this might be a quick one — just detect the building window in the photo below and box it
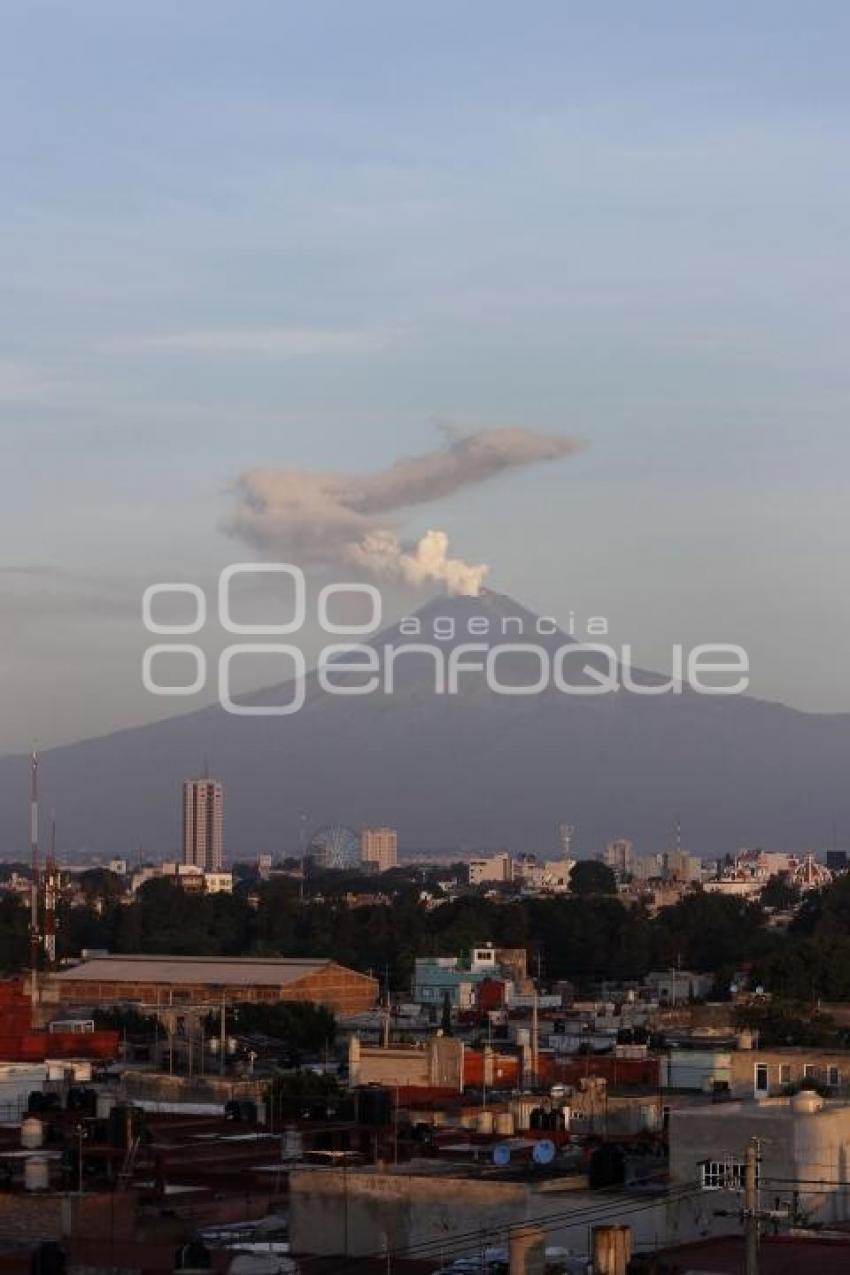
[701,1159,757,1191]
[754,1063,769,1094]
[803,1064,817,1080]
[828,1065,840,1087]
[779,1064,792,1086]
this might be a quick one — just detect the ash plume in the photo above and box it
[225,425,582,595]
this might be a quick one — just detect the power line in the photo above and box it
[294,1180,706,1270]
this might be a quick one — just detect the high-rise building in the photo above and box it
[603,838,634,879]
[360,826,398,873]
[182,778,224,872]
[557,822,575,857]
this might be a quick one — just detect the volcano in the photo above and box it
[0,589,848,858]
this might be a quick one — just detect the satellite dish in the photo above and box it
[492,1143,511,1166]
[533,1139,556,1165]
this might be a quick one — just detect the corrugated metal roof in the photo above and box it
[52,955,340,987]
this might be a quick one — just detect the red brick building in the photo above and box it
[44,954,378,1016]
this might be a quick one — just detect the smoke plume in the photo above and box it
[225,425,582,595]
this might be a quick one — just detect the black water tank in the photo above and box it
[357,1085,392,1126]
[174,1240,211,1270]
[108,1104,144,1149]
[589,1142,626,1189]
[67,1087,97,1116]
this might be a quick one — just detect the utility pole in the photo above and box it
[43,813,58,969]
[220,989,227,1077]
[745,1137,759,1275]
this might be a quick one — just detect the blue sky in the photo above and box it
[1,1,849,747]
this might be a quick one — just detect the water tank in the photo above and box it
[282,1127,304,1159]
[108,1103,144,1149]
[476,1110,494,1134]
[494,1112,515,1136]
[589,1143,625,1189]
[175,1239,212,1270]
[67,1088,97,1117]
[357,1086,392,1126]
[96,1094,115,1120]
[513,1096,538,1130]
[24,1156,50,1192]
[791,1090,824,1114]
[21,1118,44,1150]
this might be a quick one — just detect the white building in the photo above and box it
[514,857,575,893]
[670,1093,850,1226]
[130,862,232,895]
[468,852,513,886]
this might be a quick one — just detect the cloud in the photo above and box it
[225,424,583,595]
[111,326,391,358]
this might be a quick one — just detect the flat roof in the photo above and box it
[671,1097,850,1122]
[51,955,349,988]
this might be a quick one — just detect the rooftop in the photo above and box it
[52,955,341,987]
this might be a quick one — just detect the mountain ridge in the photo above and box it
[0,589,847,859]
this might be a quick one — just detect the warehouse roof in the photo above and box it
[52,955,365,988]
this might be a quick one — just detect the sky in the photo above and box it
[1,0,849,751]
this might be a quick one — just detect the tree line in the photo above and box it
[0,866,847,1003]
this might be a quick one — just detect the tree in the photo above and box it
[760,873,800,911]
[650,890,768,973]
[227,1001,336,1054]
[569,860,617,896]
[0,896,29,970]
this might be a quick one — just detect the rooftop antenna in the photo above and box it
[43,812,58,970]
[29,752,40,1009]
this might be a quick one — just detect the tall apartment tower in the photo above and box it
[182,778,224,872]
[360,826,398,873]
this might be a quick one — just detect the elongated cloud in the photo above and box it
[225,426,582,595]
